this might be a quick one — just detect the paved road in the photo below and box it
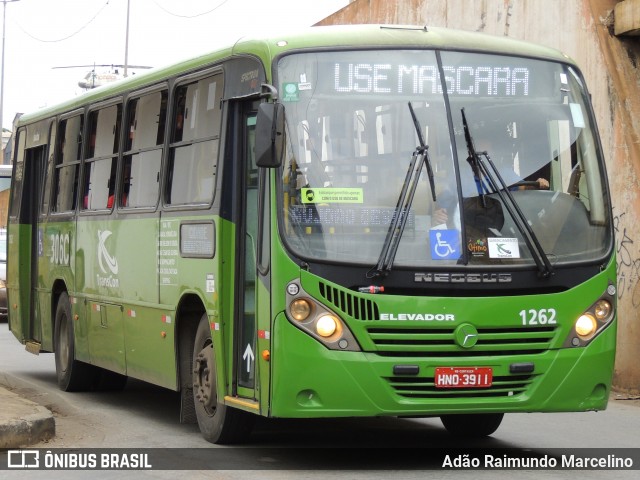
[1,322,638,479]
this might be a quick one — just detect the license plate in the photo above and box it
[434,367,493,388]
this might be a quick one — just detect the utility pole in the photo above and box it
[124,0,130,78]
[0,0,19,133]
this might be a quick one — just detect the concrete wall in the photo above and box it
[615,0,640,34]
[318,0,640,394]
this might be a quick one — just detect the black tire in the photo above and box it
[53,292,96,391]
[192,314,255,444]
[440,413,504,438]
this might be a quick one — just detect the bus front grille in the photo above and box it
[366,326,557,356]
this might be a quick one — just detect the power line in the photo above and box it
[14,0,232,43]
[14,0,110,43]
[150,0,230,19]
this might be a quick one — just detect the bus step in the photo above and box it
[25,341,41,355]
[224,396,260,412]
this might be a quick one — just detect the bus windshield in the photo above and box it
[277,49,611,269]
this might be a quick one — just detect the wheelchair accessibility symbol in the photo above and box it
[429,229,460,260]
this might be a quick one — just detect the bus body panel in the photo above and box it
[30,214,225,390]
[7,223,31,342]
[36,219,80,356]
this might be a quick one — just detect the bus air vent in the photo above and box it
[318,282,380,321]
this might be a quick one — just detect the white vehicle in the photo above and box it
[0,163,11,320]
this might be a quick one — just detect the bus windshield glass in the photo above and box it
[277,49,611,268]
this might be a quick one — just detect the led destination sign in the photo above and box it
[280,51,563,100]
[333,63,530,97]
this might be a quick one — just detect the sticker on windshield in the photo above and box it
[467,237,488,258]
[298,73,312,91]
[488,237,520,259]
[569,103,585,128]
[282,82,300,102]
[300,188,363,204]
[430,229,460,260]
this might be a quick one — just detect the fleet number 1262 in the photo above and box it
[519,308,557,326]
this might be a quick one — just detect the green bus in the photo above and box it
[8,25,616,443]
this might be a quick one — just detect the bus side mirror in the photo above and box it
[255,103,285,168]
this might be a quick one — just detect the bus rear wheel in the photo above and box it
[192,315,254,444]
[53,292,96,391]
[440,413,504,438]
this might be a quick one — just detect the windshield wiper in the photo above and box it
[461,108,554,278]
[461,109,490,207]
[368,102,436,278]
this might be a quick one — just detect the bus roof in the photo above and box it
[17,24,572,127]
[244,24,570,61]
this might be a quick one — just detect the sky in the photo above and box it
[0,0,350,130]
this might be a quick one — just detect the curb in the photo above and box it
[0,387,55,448]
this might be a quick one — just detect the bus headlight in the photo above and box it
[565,283,616,347]
[316,314,339,338]
[285,280,360,351]
[575,314,597,338]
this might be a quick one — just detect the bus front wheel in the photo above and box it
[440,413,504,438]
[53,292,95,391]
[192,315,254,444]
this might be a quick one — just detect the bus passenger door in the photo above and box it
[9,133,48,345]
[232,104,269,408]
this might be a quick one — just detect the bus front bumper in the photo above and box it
[269,314,615,418]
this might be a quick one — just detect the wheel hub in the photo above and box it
[193,344,216,415]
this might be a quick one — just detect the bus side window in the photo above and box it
[40,122,57,215]
[82,104,122,211]
[52,115,83,213]
[122,89,167,208]
[8,131,25,219]
[166,73,223,206]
